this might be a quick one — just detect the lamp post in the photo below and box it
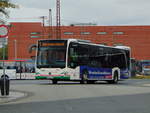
[14,40,17,59]
[0,24,9,96]
[49,9,53,39]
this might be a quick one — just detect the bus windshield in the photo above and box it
[37,40,67,68]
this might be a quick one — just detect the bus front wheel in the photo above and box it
[87,80,95,84]
[52,80,57,84]
[80,71,88,84]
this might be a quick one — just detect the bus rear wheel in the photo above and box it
[107,72,118,84]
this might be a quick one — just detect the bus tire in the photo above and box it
[107,71,118,84]
[80,71,88,84]
[52,80,57,84]
[87,80,95,84]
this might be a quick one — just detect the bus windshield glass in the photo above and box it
[37,40,67,68]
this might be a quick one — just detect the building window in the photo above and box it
[80,32,91,35]
[113,32,124,35]
[30,32,41,38]
[30,36,41,38]
[30,32,41,35]
[96,32,107,35]
[64,32,74,35]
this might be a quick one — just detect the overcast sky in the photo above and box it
[8,0,150,25]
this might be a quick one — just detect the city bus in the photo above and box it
[0,60,35,79]
[35,39,131,84]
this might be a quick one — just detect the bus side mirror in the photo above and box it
[29,44,37,53]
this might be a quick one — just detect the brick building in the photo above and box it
[8,22,150,61]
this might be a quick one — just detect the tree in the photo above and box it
[0,0,18,17]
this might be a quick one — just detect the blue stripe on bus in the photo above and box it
[80,66,130,80]
[80,66,112,79]
[120,70,130,79]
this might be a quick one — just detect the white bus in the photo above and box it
[0,60,36,79]
[35,39,131,84]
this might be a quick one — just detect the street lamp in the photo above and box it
[14,40,17,59]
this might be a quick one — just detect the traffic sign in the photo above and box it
[0,25,9,38]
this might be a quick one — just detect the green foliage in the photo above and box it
[0,0,18,8]
[0,0,18,17]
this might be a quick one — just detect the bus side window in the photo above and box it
[70,48,78,62]
[78,44,89,66]
[68,47,78,68]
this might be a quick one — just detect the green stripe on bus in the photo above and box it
[53,76,70,80]
[35,76,48,79]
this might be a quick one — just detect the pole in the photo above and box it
[49,9,53,38]
[40,16,46,38]
[14,40,17,59]
[56,0,61,39]
[41,16,45,27]
[2,39,6,95]
[19,61,22,79]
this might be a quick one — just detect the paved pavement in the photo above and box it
[0,90,27,104]
[2,79,150,104]
[1,93,150,113]
[0,79,150,113]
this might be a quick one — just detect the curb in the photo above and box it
[0,90,32,104]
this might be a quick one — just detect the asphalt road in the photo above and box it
[0,79,150,113]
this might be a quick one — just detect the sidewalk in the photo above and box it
[0,90,27,104]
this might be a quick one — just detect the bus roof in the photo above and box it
[38,38,130,50]
[38,38,91,43]
[114,46,131,50]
